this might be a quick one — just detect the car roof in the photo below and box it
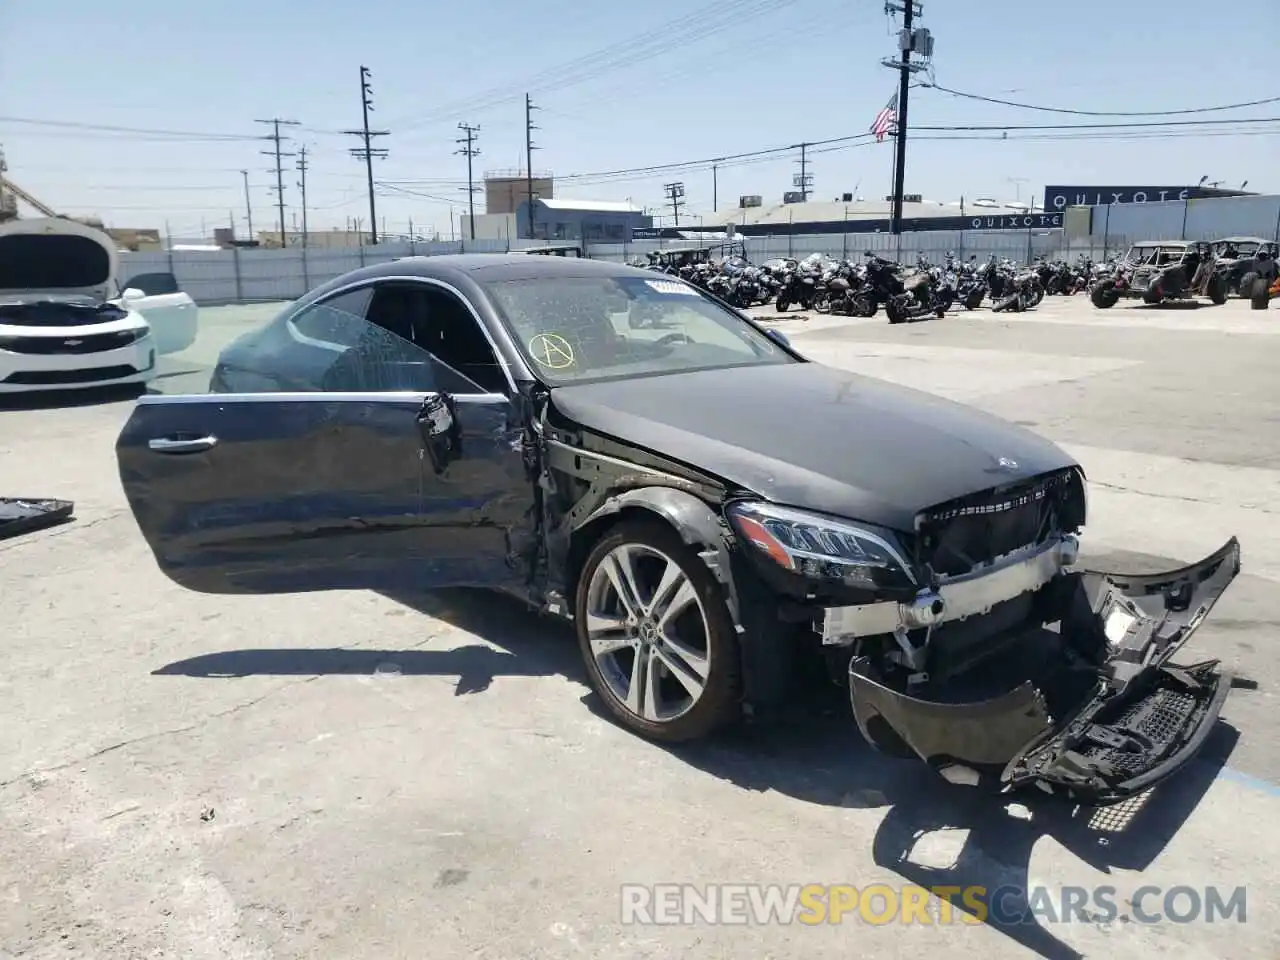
[357,253,652,284]
[1132,240,1189,247]
[1213,236,1267,243]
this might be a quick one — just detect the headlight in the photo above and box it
[726,501,916,591]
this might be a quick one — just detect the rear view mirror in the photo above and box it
[121,287,145,301]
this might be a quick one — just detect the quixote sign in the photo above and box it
[1042,184,1246,211]
[963,212,1063,230]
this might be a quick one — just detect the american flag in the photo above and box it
[869,92,898,142]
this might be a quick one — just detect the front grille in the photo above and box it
[1,330,143,355]
[915,469,1082,577]
[4,365,138,385]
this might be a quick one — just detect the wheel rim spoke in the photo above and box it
[587,612,632,658]
[602,548,643,618]
[654,577,698,634]
[626,645,663,721]
[653,643,707,700]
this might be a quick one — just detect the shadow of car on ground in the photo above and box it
[154,585,1238,960]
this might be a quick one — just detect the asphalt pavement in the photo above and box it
[1,294,1277,959]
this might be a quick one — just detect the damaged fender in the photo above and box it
[849,537,1242,804]
[574,486,738,618]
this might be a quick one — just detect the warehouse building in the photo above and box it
[516,197,653,242]
[659,194,1053,237]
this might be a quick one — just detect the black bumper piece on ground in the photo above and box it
[847,538,1241,805]
[0,498,74,541]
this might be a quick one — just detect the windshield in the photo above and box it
[482,274,795,385]
[1215,241,1260,257]
[1123,245,1161,264]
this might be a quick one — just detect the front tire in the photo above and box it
[1206,275,1227,305]
[1091,282,1119,308]
[574,520,741,742]
[1250,277,1271,310]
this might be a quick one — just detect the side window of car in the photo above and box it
[204,281,506,397]
[365,282,508,394]
[287,287,374,346]
[124,271,180,295]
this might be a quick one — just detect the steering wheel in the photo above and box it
[655,332,694,347]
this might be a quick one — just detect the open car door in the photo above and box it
[119,271,198,355]
[116,299,534,596]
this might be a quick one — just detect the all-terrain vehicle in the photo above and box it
[1210,237,1279,298]
[1090,240,1228,309]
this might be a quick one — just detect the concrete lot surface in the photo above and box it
[1,294,1278,959]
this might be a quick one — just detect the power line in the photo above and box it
[382,115,1280,193]
[341,66,390,244]
[456,122,480,241]
[389,0,797,133]
[920,83,1280,117]
[256,118,299,248]
[914,116,1280,132]
[0,115,260,140]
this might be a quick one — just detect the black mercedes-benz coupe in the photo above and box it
[116,254,1241,805]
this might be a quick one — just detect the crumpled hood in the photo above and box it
[550,361,1079,531]
[0,217,120,301]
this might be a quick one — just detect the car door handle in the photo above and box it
[148,435,218,454]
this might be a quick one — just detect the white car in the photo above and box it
[0,217,198,394]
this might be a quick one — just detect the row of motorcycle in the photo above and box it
[643,251,1107,323]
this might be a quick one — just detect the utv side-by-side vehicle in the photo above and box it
[1091,240,1229,309]
[1211,237,1279,298]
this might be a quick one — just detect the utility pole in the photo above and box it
[456,123,481,241]
[256,118,299,247]
[240,169,254,240]
[712,163,718,213]
[296,146,309,248]
[793,143,813,201]
[342,66,390,244]
[881,1,933,234]
[663,181,685,228]
[524,94,540,239]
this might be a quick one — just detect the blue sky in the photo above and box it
[2,0,1277,239]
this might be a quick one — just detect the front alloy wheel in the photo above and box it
[575,520,740,741]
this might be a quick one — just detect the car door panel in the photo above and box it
[120,273,198,355]
[421,393,538,585]
[117,275,539,597]
[117,393,436,593]
[134,294,198,354]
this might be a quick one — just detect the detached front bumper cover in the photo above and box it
[848,538,1241,805]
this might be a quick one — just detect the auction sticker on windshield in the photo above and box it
[644,279,700,296]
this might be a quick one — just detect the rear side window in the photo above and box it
[124,272,180,295]
[288,288,374,345]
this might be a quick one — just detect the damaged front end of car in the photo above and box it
[730,468,1242,805]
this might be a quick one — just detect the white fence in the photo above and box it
[119,230,1154,306]
[118,238,521,306]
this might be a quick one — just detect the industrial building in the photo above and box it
[459,170,654,243]
[687,194,1051,237]
[1068,192,1280,243]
